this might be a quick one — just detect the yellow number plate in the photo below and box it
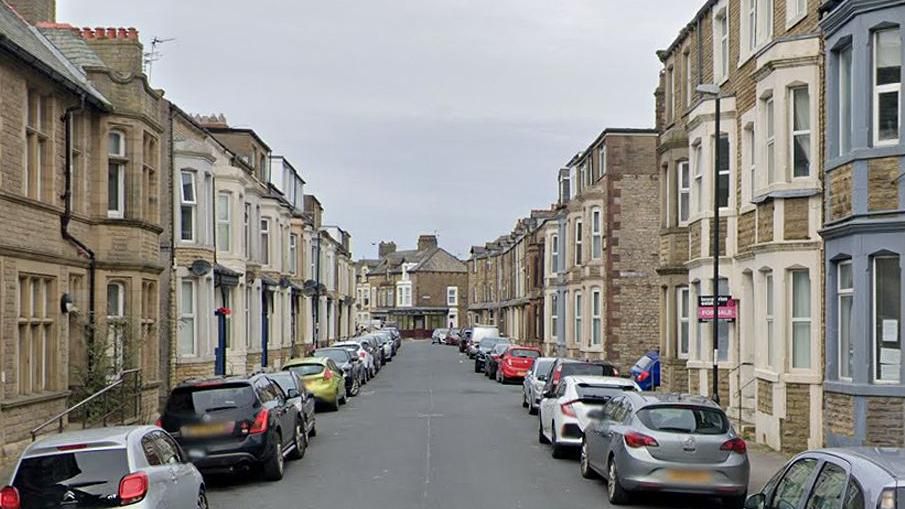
[666,470,712,483]
[182,422,233,438]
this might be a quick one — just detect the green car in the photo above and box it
[284,357,347,411]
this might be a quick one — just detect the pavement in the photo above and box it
[206,340,791,509]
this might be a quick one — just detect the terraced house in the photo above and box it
[656,0,824,452]
[820,0,905,448]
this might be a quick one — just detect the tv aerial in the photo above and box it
[143,36,175,79]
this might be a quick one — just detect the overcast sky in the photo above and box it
[58,0,700,259]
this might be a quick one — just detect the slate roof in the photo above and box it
[37,26,104,69]
[371,247,465,274]
[0,8,108,107]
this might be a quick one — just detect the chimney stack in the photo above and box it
[378,242,396,258]
[6,0,55,26]
[418,235,438,252]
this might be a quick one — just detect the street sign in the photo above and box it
[698,295,731,307]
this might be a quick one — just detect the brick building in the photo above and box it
[655,0,824,452]
[366,236,467,337]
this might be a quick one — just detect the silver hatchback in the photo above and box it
[3,425,207,508]
[582,393,749,507]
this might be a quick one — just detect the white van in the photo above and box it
[466,325,501,357]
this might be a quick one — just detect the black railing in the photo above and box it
[31,368,142,441]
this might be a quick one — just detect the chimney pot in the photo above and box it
[378,242,397,258]
[417,235,438,252]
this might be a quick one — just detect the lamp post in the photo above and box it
[697,83,722,406]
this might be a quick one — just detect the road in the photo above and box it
[207,340,760,509]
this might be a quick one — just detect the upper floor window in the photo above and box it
[874,28,901,146]
[25,91,50,202]
[714,6,729,82]
[684,51,694,107]
[668,66,676,122]
[744,0,773,54]
[743,124,755,201]
[692,142,703,213]
[551,234,559,273]
[179,171,196,242]
[838,261,853,380]
[260,218,271,265]
[791,269,812,369]
[599,147,607,177]
[591,207,603,258]
[678,161,690,224]
[716,134,730,208]
[447,287,458,306]
[108,131,126,218]
[838,46,853,155]
[289,234,298,275]
[786,0,807,25]
[216,192,231,251]
[791,87,811,178]
[765,96,776,183]
[574,220,583,265]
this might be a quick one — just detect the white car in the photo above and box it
[334,340,375,380]
[538,375,641,458]
[523,357,556,415]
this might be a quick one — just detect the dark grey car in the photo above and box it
[268,371,317,440]
[745,447,905,509]
[473,337,510,373]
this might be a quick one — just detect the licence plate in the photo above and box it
[517,370,527,376]
[182,422,233,438]
[666,470,712,483]
[188,448,207,460]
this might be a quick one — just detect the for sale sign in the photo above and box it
[697,297,737,322]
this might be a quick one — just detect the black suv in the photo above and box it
[159,373,305,481]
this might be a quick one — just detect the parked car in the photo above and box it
[374,331,395,360]
[382,327,401,352]
[268,370,317,439]
[484,343,511,378]
[473,336,510,373]
[745,447,905,509]
[445,328,461,346]
[432,328,449,344]
[362,335,386,368]
[523,357,556,415]
[284,357,348,411]
[468,325,500,359]
[314,347,364,396]
[332,341,374,384]
[496,346,542,383]
[541,358,621,398]
[630,351,660,391]
[581,393,749,507]
[158,373,306,481]
[538,375,640,458]
[3,426,207,508]
[459,327,473,353]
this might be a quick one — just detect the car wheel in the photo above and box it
[522,393,529,408]
[288,419,306,460]
[262,431,285,481]
[538,418,549,444]
[339,387,348,405]
[580,439,597,479]
[606,456,630,505]
[309,420,317,437]
[722,494,747,509]
[349,377,361,397]
[474,362,481,373]
[550,426,567,459]
[196,490,209,509]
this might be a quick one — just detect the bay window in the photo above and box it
[717,134,730,208]
[678,161,690,224]
[765,96,775,183]
[108,131,126,218]
[874,28,901,146]
[765,271,775,368]
[693,143,703,213]
[838,45,853,155]
[260,218,270,266]
[677,287,689,358]
[179,171,196,242]
[574,220,583,265]
[289,234,298,275]
[837,261,853,380]
[591,289,601,345]
[216,192,231,251]
[874,256,901,382]
[791,270,811,369]
[574,292,582,344]
[179,279,196,356]
[591,207,602,258]
[551,234,559,273]
[551,294,558,339]
[791,87,811,177]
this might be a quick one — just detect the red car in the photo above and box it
[496,346,542,383]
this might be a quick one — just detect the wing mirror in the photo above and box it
[287,388,300,399]
[744,494,765,509]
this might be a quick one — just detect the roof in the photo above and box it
[0,11,108,108]
[818,448,905,479]
[372,246,465,274]
[205,125,272,152]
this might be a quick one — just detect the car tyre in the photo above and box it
[722,494,747,509]
[579,439,597,479]
[339,387,348,405]
[349,377,361,397]
[288,419,306,460]
[550,426,567,459]
[474,362,481,373]
[262,431,285,482]
[606,457,630,505]
[538,418,549,444]
[309,421,317,437]
[196,490,209,509]
[522,393,529,408]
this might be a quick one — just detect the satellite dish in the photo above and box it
[190,260,212,277]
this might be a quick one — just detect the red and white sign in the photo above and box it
[698,299,737,321]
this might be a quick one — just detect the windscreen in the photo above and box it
[534,359,555,380]
[166,383,256,415]
[510,349,540,359]
[479,338,499,349]
[288,364,325,377]
[14,449,130,508]
[561,363,613,377]
[637,406,729,435]
[268,373,296,394]
[634,355,655,371]
[315,349,350,364]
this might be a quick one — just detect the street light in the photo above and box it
[697,83,722,406]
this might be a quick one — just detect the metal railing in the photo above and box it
[31,368,142,441]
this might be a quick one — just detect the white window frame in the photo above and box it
[447,286,458,306]
[260,218,270,266]
[289,234,298,275]
[551,293,559,340]
[872,256,901,383]
[790,270,811,370]
[678,161,690,225]
[179,279,196,356]
[873,29,901,147]
[574,219,583,265]
[591,288,601,345]
[716,134,730,209]
[216,191,231,251]
[551,234,559,274]
[591,207,603,258]
[714,6,729,82]
[790,87,811,178]
[765,272,775,369]
[838,45,853,155]
[677,287,690,358]
[746,0,757,52]
[107,130,127,219]
[744,124,755,202]
[599,147,607,177]
[765,96,776,184]
[786,0,807,26]
[178,171,196,242]
[684,51,693,107]
[574,292,582,344]
[692,143,703,213]
[837,261,853,381]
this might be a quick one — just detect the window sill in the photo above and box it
[1,390,69,410]
[739,203,757,215]
[754,368,780,382]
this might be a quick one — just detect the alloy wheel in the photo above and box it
[196,491,209,509]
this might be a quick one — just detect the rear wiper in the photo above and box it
[62,481,107,489]
[657,426,694,433]
[203,405,238,412]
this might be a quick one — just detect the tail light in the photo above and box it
[250,408,269,435]
[560,400,578,417]
[118,472,148,505]
[155,418,162,428]
[879,488,896,509]
[359,351,366,359]
[0,486,20,509]
[613,368,620,376]
[720,437,747,454]
[323,369,334,381]
[636,371,650,382]
[624,431,659,448]
[553,368,562,383]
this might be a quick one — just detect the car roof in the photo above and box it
[565,375,637,387]
[624,392,720,408]
[285,357,329,366]
[175,374,255,389]
[332,341,360,346]
[508,345,541,351]
[813,448,905,479]
[25,425,157,457]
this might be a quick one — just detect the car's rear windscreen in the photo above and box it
[288,364,325,377]
[510,349,540,359]
[637,406,729,435]
[14,449,129,508]
[575,384,634,402]
[166,383,256,415]
[561,363,614,377]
